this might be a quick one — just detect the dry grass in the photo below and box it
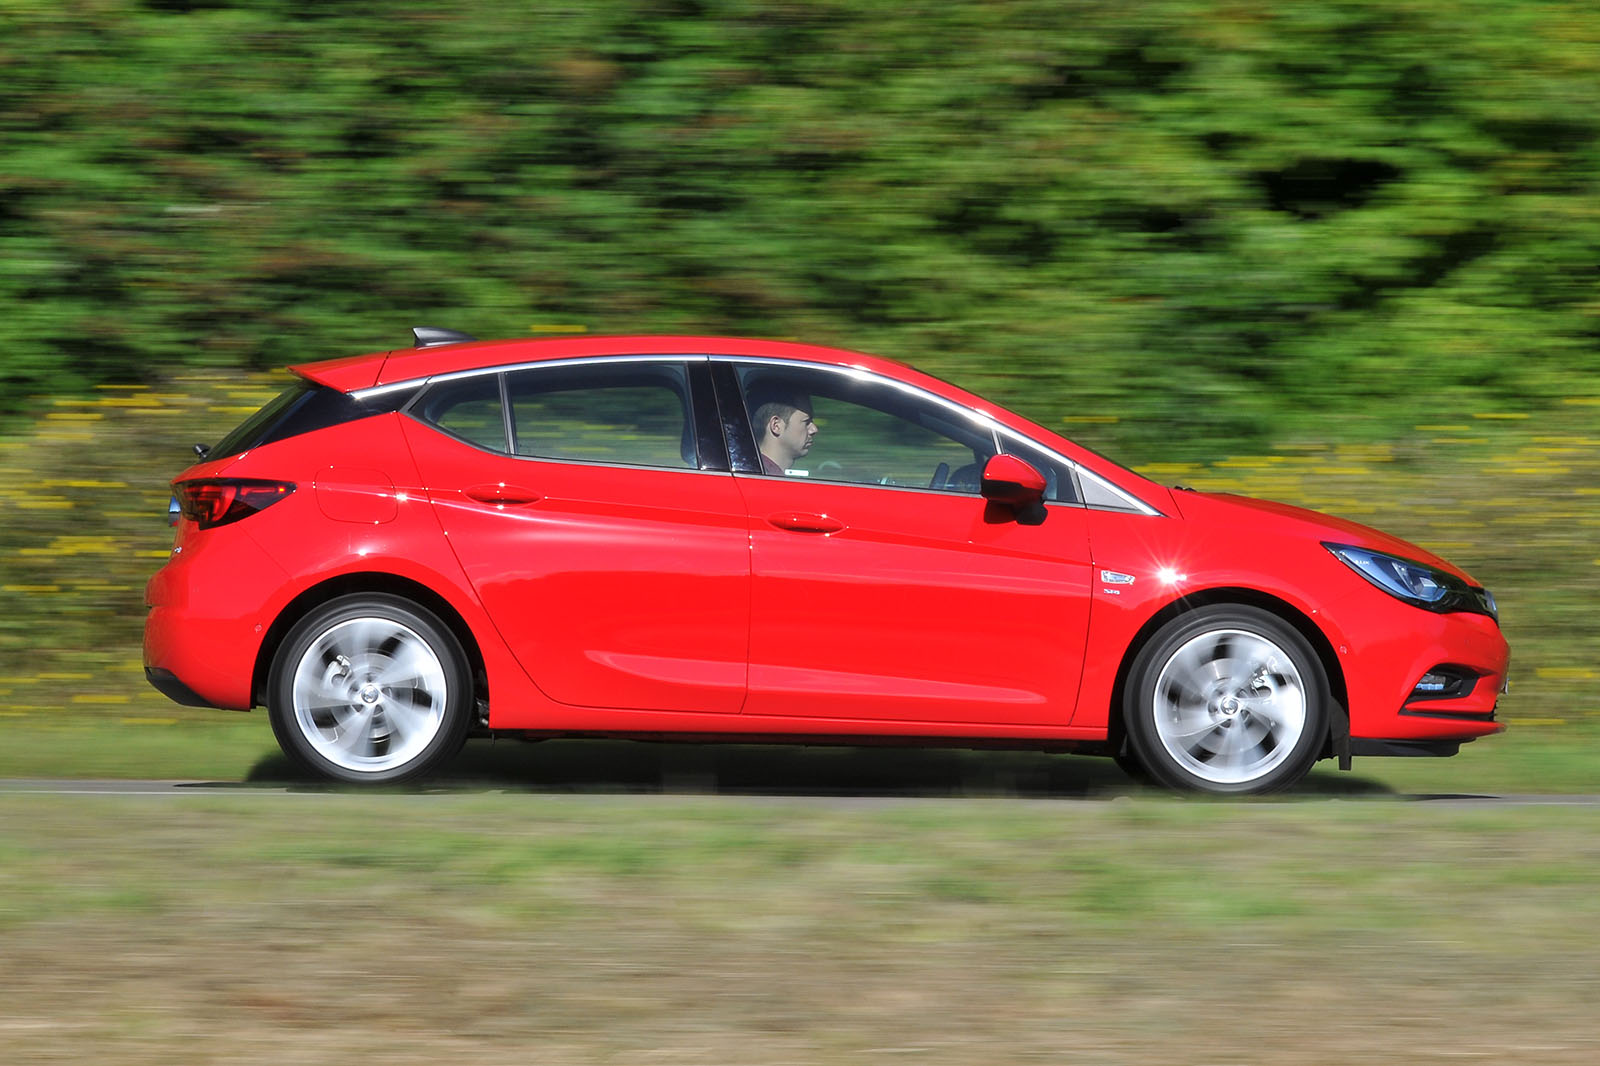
[2,794,1598,1064]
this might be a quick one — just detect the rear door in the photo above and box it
[402,358,750,714]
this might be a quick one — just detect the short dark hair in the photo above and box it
[750,390,810,438]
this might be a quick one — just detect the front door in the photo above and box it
[728,362,1093,727]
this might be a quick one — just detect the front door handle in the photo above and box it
[464,482,542,506]
[767,511,846,535]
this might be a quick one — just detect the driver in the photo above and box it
[751,392,817,476]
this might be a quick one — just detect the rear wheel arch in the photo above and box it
[1107,588,1349,768]
[252,573,487,714]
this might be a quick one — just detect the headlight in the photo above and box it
[1325,543,1498,622]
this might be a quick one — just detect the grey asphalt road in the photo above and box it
[3,779,1600,805]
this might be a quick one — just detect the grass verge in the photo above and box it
[2,794,1597,1064]
[0,715,1594,796]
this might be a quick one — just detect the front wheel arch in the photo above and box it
[1107,590,1349,776]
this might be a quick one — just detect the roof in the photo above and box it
[289,335,924,393]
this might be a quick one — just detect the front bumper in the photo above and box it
[1339,600,1508,745]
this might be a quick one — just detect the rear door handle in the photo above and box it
[766,511,846,535]
[464,482,542,506]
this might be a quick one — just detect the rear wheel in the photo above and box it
[1124,605,1328,795]
[268,594,472,784]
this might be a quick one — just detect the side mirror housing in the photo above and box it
[981,453,1047,507]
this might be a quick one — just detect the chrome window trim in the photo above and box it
[715,353,1002,455]
[996,431,1159,515]
[1075,467,1162,515]
[354,353,710,403]
[365,351,1163,515]
[1065,451,1151,512]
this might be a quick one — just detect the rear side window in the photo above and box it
[209,380,404,460]
[506,363,696,468]
[409,362,699,468]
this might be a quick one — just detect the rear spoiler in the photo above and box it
[291,327,480,391]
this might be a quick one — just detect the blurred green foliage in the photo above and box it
[2,0,1597,458]
[4,370,1597,765]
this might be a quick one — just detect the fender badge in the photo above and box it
[1100,570,1135,585]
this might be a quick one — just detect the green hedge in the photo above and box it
[3,1,1597,459]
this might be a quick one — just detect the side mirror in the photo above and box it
[980,454,1048,525]
[981,454,1046,506]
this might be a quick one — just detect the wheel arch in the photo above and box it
[1106,587,1350,763]
[251,572,488,714]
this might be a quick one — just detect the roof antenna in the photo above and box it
[412,326,476,348]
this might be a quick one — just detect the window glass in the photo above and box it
[415,374,507,452]
[735,363,995,492]
[1078,469,1145,511]
[507,362,695,469]
[209,380,316,460]
[211,379,407,460]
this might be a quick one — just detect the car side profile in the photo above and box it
[144,329,1509,794]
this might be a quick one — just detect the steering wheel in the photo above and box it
[929,462,950,490]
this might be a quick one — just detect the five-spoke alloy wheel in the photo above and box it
[268,594,473,784]
[1124,605,1330,795]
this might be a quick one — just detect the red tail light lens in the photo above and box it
[174,479,296,530]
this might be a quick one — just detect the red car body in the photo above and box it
[144,333,1508,792]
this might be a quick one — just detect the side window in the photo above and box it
[414,374,508,452]
[735,363,995,492]
[506,362,696,469]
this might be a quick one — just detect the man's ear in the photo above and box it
[766,415,783,438]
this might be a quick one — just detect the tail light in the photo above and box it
[173,479,296,530]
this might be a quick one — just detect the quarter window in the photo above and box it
[414,375,508,451]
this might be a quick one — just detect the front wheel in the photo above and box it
[268,594,473,784]
[1124,606,1328,795]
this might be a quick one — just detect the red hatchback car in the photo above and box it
[144,330,1508,794]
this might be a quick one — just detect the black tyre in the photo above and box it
[268,594,473,784]
[1124,605,1328,795]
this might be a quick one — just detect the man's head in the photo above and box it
[752,392,817,469]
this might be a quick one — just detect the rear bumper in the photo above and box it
[143,602,265,710]
[1350,737,1478,758]
[143,667,231,710]
[143,528,289,711]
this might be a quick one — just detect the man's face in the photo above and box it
[776,408,816,460]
